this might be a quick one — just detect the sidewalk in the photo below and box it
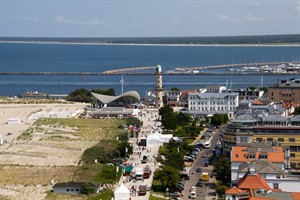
[118,108,162,200]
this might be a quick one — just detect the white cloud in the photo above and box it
[10,16,39,22]
[218,14,240,22]
[54,16,103,25]
[245,14,263,22]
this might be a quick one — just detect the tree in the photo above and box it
[170,87,180,91]
[213,158,231,185]
[159,106,180,130]
[259,86,268,92]
[164,152,184,170]
[248,86,256,91]
[80,183,95,195]
[154,166,180,188]
[215,181,228,197]
[163,113,178,130]
[159,105,174,118]
[177,112,193,125]
[294,106,300,115]
[210,114,228,126]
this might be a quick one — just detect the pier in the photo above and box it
[0,61,299,75]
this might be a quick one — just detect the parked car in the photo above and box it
[196,168,202,173]
[196,181,203,187]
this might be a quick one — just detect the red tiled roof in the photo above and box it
[252,100,264,105]
[238,173,271,190]
[291,192,300,200]
[231,146,284,163]
[225,187,248,194]
[249,197,276,200]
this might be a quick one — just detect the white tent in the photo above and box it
[114,183,130,200]
[146,132,161,147]
[160,134,173,143]
[146,132,173,147]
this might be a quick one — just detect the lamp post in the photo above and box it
[166,188,169,199]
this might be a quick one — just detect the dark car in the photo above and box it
[180,173,190,180]
[204,161,209,167]
[196,181,203,187]
[196,168,202,173]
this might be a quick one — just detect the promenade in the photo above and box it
[119,108,162,200]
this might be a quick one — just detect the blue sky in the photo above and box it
[1,0,299,37]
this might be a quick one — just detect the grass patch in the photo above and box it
[149,194,166,200]
[89,189,113,200]
[185,138,194,144]
[17,127,34,140]
[33,118,126,140]
[158,145,168,155]
[45,189,113,200]
[94,165,122,184]
[152,179,166,193]
[74,164,103,182]
[0,165,76,185]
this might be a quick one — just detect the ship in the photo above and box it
[20,90,48,98]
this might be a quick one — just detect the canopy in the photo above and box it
[125,166,133,173]
[146,132,173,147]
[114,183,130,200]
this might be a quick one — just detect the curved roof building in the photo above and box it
[91,91,140,107]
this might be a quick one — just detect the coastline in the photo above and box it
[1,40,300,47]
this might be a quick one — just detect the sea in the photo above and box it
[0,42,300,97]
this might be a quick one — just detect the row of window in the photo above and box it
[256,138,296,143]
[189,107,235,111]
[189,95,237,100]
[189,100,236,105]
[66,189,79,192]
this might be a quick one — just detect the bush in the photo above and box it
[80,183,95,195]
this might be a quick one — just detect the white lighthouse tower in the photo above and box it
[155,65,163,108]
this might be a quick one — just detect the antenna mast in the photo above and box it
[120,74,124,94]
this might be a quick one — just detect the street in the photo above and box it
[181,125,225,200]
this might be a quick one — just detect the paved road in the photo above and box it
[181,126,225,200]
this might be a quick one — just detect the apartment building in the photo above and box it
[268,78,300,103]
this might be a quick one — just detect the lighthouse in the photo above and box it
[155,65,163,108]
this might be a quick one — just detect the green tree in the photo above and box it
[215,181,228,197]
[154,166,180,188]
[259,86,268,92]
[177,112,193,125]
[170,87,180,91]
[116,141,133,158]
[248,86,256,91]
[294,106,300,115]
[213,158,231,185]
[159,105,174,118]
[210,114,228,126]
[80,183,95,195]
[164,152,184,170]
[163,113,178,130]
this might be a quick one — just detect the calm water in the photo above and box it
[0,43,299,96]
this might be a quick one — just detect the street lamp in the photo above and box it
[166,188,169,199]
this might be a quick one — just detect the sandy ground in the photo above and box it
[0,103,86,142]
[0,102,90,200]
